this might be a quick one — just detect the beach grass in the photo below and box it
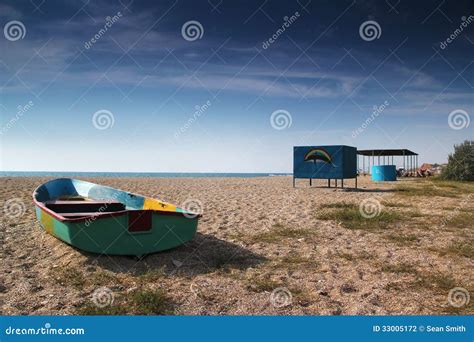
[394,179,474,198]
[51,266,86,289]
[245,275,311,305]
[76,303,128,315]
[247,276,282,293]
[431,241,474,259]
[279,254,314,265]
[248,223,313,243]
[381,201,414,208]
[137,268,166,283]
[384,233,419,245]
[445,211,473,228]
[320,202,355,209]
[381,262,418,275]
[430,178,474,192]
[129,289,172,315]
[316,203,402,230]
[446,242,474,258]
[395,185,459,198]
[77,288,173,315]
[89,270,121,286]
[413,272,457,292]
[380,262,459,293]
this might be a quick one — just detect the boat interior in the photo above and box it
[44,196,126,219]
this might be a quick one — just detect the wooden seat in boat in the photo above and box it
[44,200,126,213]
[60,212,120,218]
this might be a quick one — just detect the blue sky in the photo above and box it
[0,0,473,172]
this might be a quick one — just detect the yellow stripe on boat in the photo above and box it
[41,211,55,235]
[143,197,177,212]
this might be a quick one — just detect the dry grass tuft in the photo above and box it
[316,203,402,230]
[77,288,173,315]
[384,233,419,245]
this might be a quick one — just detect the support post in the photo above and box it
[335,179,338,187]
[403,151,405,172]
[310,178,312,186]
[341,179,344,188]
[408,156,412,177]
[293,176,295,188]
[355,176,357,189]
[357,154,359,175]
[328,179,330,188]
[372,151,374,173]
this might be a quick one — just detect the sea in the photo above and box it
[0,171,291,178]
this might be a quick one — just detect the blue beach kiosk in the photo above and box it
[293,145,358,188]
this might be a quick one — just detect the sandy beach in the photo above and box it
[1,176,472,315]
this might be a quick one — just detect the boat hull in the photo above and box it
[35,206,197,255]
[33,178,199,256]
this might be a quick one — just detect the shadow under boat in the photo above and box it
[80,232,266,277]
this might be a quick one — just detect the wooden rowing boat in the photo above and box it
[33,178,199,256]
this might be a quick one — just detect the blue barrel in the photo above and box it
[372,165,397,181]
